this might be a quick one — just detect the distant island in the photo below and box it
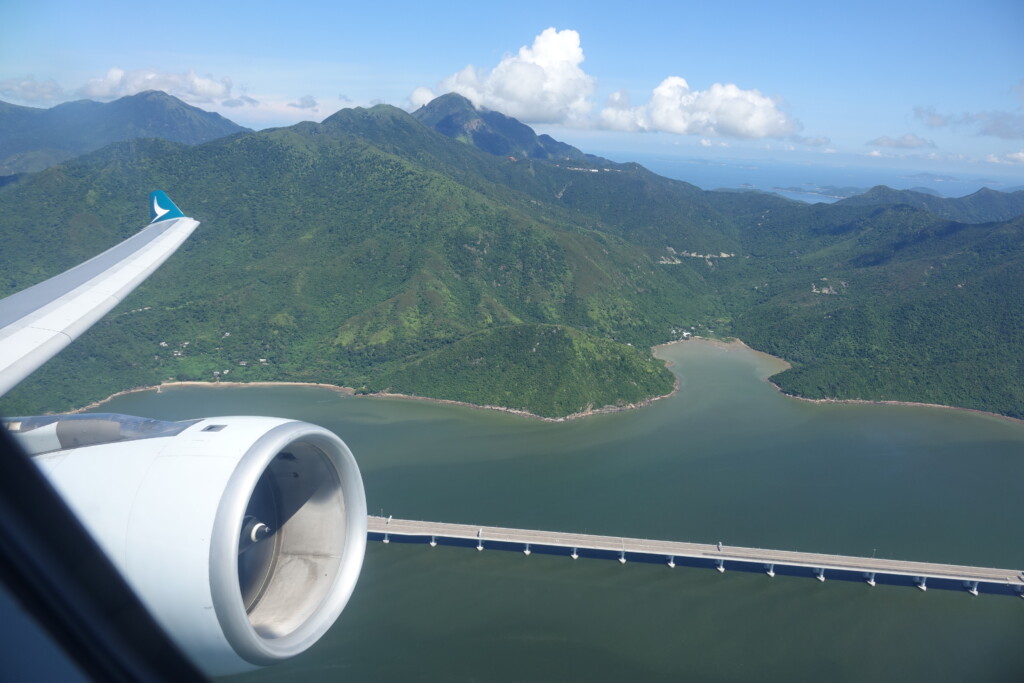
[771,184,868,200]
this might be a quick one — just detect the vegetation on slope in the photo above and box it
[2,94,1022,419]
[835,185,1024,224]
[708,208,1024,418]
[0,106,694,417]
[376,324,676,418]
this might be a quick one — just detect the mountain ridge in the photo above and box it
[412,92,596,162]
[835,184,1024,223]
[0,90,250,175]
[0,95,1021,419]
[0,103,693,417]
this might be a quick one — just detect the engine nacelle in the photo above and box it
[8,413,366,676]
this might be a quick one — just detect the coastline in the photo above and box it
[71,368,679,423]
[366,382,678,423]
[660,337,1023,425]
[70,380,355,414]
[769,381,1024,425]
[70,337,1020,425]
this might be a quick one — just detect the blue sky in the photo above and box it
[2,0,1022,179]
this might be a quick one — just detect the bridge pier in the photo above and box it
[365,517,1021,595]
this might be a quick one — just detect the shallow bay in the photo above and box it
[93,340,1024,682]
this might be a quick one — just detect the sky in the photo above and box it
[2,0,1023,181]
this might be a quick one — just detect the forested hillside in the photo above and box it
[0,105,708,417]
[835,185,1024,223]
[1,94,1022,419]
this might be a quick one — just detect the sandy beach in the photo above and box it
[70,380,355,414]
[72,373,678,423]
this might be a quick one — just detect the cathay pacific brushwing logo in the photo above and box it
[152,195,170,222]
[148,190,186,222]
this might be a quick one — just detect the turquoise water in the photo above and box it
[94,341,1024,682]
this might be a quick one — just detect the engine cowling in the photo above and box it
[10,413,366,676]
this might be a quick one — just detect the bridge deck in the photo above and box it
[368,516,1024,590]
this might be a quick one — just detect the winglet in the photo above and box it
[149,190,186,223]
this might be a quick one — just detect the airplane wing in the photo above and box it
[0,191,367,677]
[0,190,199,397]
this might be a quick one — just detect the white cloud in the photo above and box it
[699,138,729,148]
[1,67,349,130]
[412,28,797,139]
[974,112,1024,139]
[598,91,646,131]
[867,150,883,157]
[412,28,595,124]
[79,67,232,102]
[915,104,1024,140]
[867,133,935,149]
[985,149,1024,165]
[0,75,65,104]
[913,106,950,128]
[600,76,797,139]
[409,86,435,109]
[223,95,260,107]
[288,94,318,110]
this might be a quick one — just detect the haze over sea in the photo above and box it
[597,152,1024,203]
[93,341,1024,682]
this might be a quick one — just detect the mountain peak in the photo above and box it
[125,89,176,101]
[0,90,250,175]
[412,92,591,162]
[421,92,476,113]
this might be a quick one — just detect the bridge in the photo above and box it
[367,516,1024,597]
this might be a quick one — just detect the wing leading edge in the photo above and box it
[0,191,199,397]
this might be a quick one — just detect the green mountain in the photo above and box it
[412,93,592,162]
[714,205,1024,417]
[1,95,1021,420]
[835,185,1024,223]
[377,323,675,417]
[0,91,250,175]
[0,105,699,418]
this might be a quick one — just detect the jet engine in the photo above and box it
[6,413,367,676]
